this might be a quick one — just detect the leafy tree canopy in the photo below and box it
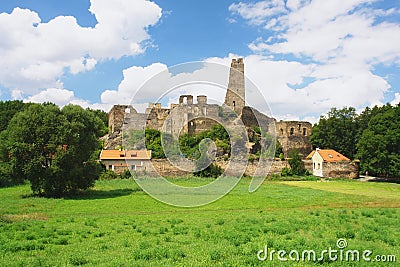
[1,103,105,196]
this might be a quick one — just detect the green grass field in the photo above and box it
[0,178,399,266]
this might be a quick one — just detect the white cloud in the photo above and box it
[11,90,23,100]
[229,0,400,119]
[229,0,286,25]
[23,87,113,111]
[25,88,77,106]
[0,0,162,94]
[100,63,168,106]
[392,93,400,106]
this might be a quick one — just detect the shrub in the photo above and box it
[121,169,133,179]
[281,167,293,176]
[0,163,17,187]
[99,170,119,180]
[194,163,222,178]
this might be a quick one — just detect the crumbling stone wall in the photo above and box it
[149,158,290,177]
[108,105,135,134]
[323,161,359,179]
[241,106,276,136]
[144,103,171,131]
[214,158,289,176]
[276,121,312,157]
[149,159,194,177]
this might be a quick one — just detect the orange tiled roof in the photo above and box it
[306,150,315,159]
[100,150,151,160]
[308,149,350,162]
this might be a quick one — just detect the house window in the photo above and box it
[108,165,112,170]
[290,128,294,135]
[131,165,136,171]
[303,128,307,136]
[131,153,137,157]
[119,154,124,157]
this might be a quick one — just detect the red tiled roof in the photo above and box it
[100,150,151,160]
[307,149,350,162]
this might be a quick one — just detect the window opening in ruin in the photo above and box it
[183,97,187,104]
[280,128,284,135]
[303,128,307,136]
[290,127,294,135]
[298,124,301,130]
[317,163,321,169]
[313,163,315,169]
[233,101,236,107]
[125,108,131,114]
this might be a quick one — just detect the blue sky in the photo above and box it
[0,0,399,122]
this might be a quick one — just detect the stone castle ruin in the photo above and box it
[105,58,312,157]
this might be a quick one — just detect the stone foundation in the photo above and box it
[323,161,360,179]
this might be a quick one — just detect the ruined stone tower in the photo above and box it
[108,105,135,134]
[224,58,245,115]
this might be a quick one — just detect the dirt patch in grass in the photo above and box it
[280,181,400,202]
[1,213,48,222]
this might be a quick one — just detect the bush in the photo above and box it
[0,163,17,187]
[194,163,223,178]
[281,167,293,176]
[121,169,133,179]
[99,170,119,180]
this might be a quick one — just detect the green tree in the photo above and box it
[4,104,103,196]
[86,108,108,137]
[0,100,26,132]
[356,104,400,177]
[145,128,165,158]
[193,138,222,178]
[288,149,307,175]
[310,107,358,159]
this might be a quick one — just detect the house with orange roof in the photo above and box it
[99,149,152,174]
[306,148,359,178]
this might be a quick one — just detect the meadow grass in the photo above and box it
[0,178,399,266]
